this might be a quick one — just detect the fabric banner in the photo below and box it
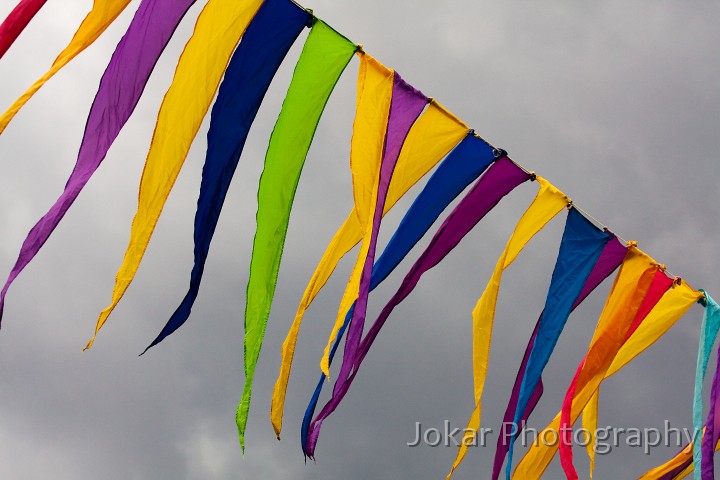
[692,293,720,480]
[0,0,201,326]
[512,276,702,479]
[558,258,663,479]
[492,236,627,480]
[637,431,720,479]
[702,327,720,479]
[501,208,614,479]
[515,246,659,478]
[579,268,674,479]
[0,0,48,59]
[371,133,496,288]
[305,158,532,458]
[447,177,569,479]
[318,54,395,379]
[0,0,131,133]
[623,270,676,341]
[144,0,314,352]
[639,446,696,479]
[493,320,546,479]
[270,99,468,437]
[301,132,498,452]
[331,74,429,409]
[235,17,356,448]
[0,0,713,473]
[86,0,264,350]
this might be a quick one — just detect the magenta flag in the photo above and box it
[0,0,48,59]
[305,157,530,457]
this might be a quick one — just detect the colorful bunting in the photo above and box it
[330,73,428,412]
[307,70,430,450]
[513,276,702,478]
[270,99,468,437]
[302,132,498,452]
[86,0,265,350]
[143,0,313,352]
[371,133,496,287]
[634,294,720,480]
[560,256,664,479]
[501,208,615,479]
[0,0,201,326]
[493,236,627,480]
[516,247,659,478]
[306,157,532,457]
[578,269,675,479]
[0,0,132,134]
[0,0,715,472]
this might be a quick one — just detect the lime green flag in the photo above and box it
[238,19,356,451]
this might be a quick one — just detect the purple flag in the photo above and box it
[333,73,429,399]
[0,0,198,323]
[305,157,530,457]
[702,347,720,479]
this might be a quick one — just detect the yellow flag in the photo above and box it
[637,443,693,479]
[270,99,468,437]
[319,53,394,377]
[636,430,720,479]
[582,389,600,479]
[349,54,393,227]
[447,177,569,479]
[513,277,702,479]
[86,0,264,349]
[0,0,132,134]
[573,251,658,479]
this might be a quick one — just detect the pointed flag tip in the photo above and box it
[139,342,155,357]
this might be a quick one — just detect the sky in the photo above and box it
[0,0,719,478]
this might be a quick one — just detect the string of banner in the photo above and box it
[0,0,716,478]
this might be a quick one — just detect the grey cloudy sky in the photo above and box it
[0,0,719,478]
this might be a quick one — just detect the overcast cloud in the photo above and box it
[0,1,719,478]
